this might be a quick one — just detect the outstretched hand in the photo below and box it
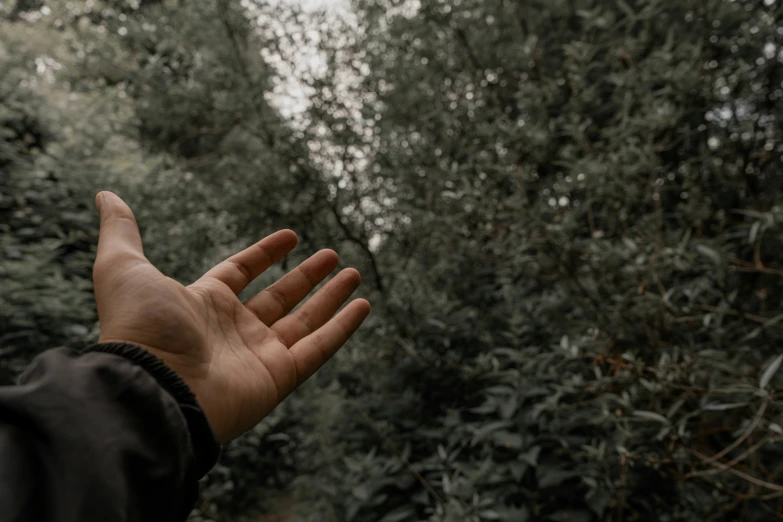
[92,191,370,443]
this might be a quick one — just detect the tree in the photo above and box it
[0,20,100,384]
[5,0,783,520]
[283,0,783,520]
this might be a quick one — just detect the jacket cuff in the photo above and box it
[82,342,220,480]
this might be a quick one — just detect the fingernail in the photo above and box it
[96,192,105,212]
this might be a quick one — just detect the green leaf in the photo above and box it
[760,354,783,389]
[472,421,514,445]
[632,410,670,424]
[537,467,581,488]
[743,314,783,342]
[520,446,541,467]
[749,221,761,244]
[702,402,748,411]
[493,430,523,450]
[696,244,721,264]
[352,484,370,501]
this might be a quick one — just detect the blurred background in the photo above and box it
[3,0,783,520]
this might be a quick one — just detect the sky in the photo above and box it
[260,0,354,119]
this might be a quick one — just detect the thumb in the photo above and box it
[94,191,146,278]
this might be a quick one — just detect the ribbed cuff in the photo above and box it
[82,342,220,480]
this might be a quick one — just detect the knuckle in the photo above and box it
[265,285,288,312]
[296,265,319,287]
[229,259,253,282]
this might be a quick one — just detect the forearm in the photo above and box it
[0,346,219,522]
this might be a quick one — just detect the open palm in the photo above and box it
[93,192,370,443]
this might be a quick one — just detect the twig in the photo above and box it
[699,305,776,326]
[754,236,764,269]
[729,257,783,277]
[691,448,783,493]
[330,205,385,292]
[688,435,772,478]
[703,400,768,464]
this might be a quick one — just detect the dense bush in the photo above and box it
[0,46,99,383]
[282,1,783,520]
[3,0,783,520]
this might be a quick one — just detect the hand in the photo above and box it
[92,191,371,443]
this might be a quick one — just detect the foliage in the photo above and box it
[0,32,99,383]
[4,0,783,521]
[283,0,783,520]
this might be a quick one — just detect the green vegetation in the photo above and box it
[3,0,783,520]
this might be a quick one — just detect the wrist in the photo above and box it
[83,342,221,476]
[96,337,227,441]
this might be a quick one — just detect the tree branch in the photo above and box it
[330,204,384,293]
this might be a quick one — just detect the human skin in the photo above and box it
[92,191,371,443]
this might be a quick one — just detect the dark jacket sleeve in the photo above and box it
[0,343,220,522]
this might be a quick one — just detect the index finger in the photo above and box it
[198,230,298,295]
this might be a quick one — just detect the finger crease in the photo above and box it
[263,286,288,316]
[252,242,275,268]
[296,265,320,287]
[294,309,316,333]
[228,259,254,284]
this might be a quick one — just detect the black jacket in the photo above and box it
[0,344,220,521]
